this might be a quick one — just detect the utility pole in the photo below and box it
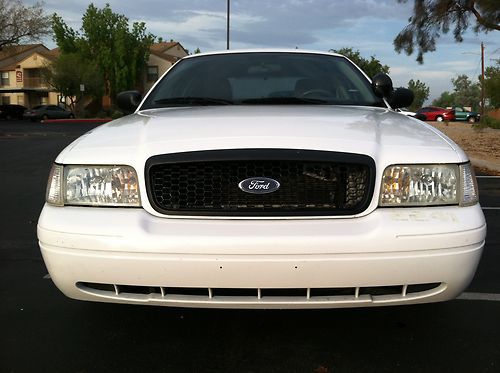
[227,0,230,50]
[481,42,485,117]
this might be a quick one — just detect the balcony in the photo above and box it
[23,77,48,88]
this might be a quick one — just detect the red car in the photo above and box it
[415,106,455,122]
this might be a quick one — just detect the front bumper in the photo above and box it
[38,204,486,309]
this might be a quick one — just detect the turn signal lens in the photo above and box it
[459,163,478,206]
[46,164,64,206]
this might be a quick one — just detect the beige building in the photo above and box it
[0,44,60,108]
[145,41,188,92]
[0,41,189,109]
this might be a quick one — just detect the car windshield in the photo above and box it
[140,52,384,110]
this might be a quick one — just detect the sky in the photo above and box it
[30,0,500,103]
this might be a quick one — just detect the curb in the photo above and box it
[471,157,500,176]
[41,118,112,124]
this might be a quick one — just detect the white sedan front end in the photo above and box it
[37,51,486,308]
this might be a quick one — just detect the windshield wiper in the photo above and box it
[240,97,329,105]
[154,97,234,106]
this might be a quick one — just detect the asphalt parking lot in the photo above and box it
[1,120,499,373]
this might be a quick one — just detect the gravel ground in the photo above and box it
[428,121,500,175]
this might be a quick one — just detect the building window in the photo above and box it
[1,72,9,86]
[147,66,159,82]
[1,95,11,104]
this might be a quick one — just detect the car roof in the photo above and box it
[182,49,344,60]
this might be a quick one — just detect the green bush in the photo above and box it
[96,110,108,118]
[111,110,124,119]
[474,116,500,130]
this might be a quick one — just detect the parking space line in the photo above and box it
[477,176,500,179]
[457,292,500,302]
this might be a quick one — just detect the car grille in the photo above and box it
[145,149,375,216]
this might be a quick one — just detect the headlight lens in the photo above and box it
[46,164,141,207]
[380,163,478,207]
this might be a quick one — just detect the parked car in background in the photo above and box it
[0,104,27,120]
[23,105,75,121]
[395,108,416,117]
[453,106,480,123]
[415,107,455,122]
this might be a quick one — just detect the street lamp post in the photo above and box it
[481,42,485,117]
[227,0,230,50]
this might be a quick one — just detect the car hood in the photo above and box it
[56,105,467,166]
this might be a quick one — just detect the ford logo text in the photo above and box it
[238,177,280,194]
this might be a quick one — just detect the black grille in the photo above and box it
[146,149,375,216]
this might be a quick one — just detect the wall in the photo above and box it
[144,53,174,92]
[488,109,500,120]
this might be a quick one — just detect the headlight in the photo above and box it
[379,163,478,207]
[46,164,141,207]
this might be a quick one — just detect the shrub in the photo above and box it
[474,116,500,130]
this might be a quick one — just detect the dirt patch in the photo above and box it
[428,121,500,175]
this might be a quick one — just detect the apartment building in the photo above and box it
[144,41,188,92]
[0,42,188,109]
[0,44,61,108]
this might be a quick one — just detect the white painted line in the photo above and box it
[457,292,500,302]
[477,176,500,179]
[43,274,51,279]
[482,207,500,210]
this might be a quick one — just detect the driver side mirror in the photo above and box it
[371,73,414,109]
[388,87,414,109]
[117,91,142,114]
[371,73,393,99]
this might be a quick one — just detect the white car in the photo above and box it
[38,50,486,309]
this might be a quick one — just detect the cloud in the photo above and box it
[25,0,498,97]
[33,0,414,50]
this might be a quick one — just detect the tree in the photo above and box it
[432,74,481,108]
[43,53,104,112]
[0,0,52,50]
[407,79,430,110]
[432,91,456,108]
[484,60,500,108]
[452,74,481,108]
[394,0,500,63]
[330,47,390,77]
[52,4,155,102]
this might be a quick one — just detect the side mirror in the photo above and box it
[117,91,142,114]
[371,73,415,109]
[388,88,414,109]
[371,73,393,98]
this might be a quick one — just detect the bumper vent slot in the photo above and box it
[77,282,444,305]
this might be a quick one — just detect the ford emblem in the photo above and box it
[238,177,280,194]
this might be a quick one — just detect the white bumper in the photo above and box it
[38,204,486,309]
